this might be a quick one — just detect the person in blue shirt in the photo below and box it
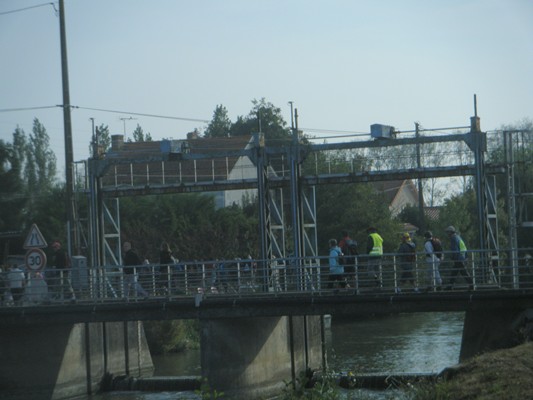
[328,239,346,290]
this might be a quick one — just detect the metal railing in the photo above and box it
[2,248,532,307]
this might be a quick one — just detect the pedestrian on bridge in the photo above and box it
[396,233,418,293]
[50,240,76,301]
[366,227,383,288]
[445,226,473,290]
[122,241,149,299]
[7,264,25,306]
[328,239,346,290]
[159,241,175,294]
[339,230,358,288]
[424,231,443,291]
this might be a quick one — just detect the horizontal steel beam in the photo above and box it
[1,289,531,326]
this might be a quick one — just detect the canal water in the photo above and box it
[87,312,464,399]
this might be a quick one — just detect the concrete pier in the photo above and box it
[200,315,324,399]
[0,321,153,400]
[460,307,527,361]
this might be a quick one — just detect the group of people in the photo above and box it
[121,240,258,297]
[328,225,473,292]
[1,239,75,306]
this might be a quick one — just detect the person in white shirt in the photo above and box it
[7,264,25,305]
[424,231,442,291]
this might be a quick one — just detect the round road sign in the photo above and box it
[25,248,47,272]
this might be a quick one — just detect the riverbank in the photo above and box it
[418,341,533,399]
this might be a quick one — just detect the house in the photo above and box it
[103,133,257,209]
[373,179,420,217]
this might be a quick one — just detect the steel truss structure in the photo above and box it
[73,116,532,289]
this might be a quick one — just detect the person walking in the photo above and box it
[445,226,473,290]
[366,227,383,288]
[424,231,443,291]
[338,230,358,288]
[159,241,174,293]
[122,241,149,299]
[7,264,25,306]
[50,240,76,301]
[328,239,346,290]
[396,233,418,293]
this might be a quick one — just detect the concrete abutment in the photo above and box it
[200,315,325,399]
[0,321,153,400]
[460,307,532,361]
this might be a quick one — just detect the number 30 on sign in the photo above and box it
[25,248,47,272]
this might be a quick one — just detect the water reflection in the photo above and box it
[87,312,464,400]
[328,312,464,374]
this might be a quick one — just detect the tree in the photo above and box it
[230,98,291,146]
[204,105,231,138]
[0,139,25,232]
[25,118,57,191]
[94,123,111,154]
[130,124,153,142]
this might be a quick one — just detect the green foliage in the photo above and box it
[93,123,111,154]
[316,182,402,254]
[144,319,200,354]
[281,369,341,400]
[130,123,153,142]
[438,189,478,248]
[26,118,57,191]
[0,139,25,232]
[0,121,63,247]
[228,98,291,146]
[204,105,232,138]
[196,378,225,399]
[119,193,259,262]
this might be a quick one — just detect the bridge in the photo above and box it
[2,115,532,399]
[2,249,533,324]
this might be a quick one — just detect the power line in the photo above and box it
[0,2,57,16]
[0,105,58,112]
[71,105,210,124]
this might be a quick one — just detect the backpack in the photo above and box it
[406,243,416,262]
[337,250,346,265]
[431,237,443,259]
[344,239,358,256]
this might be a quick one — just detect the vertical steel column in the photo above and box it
[289,110,304,289]
[504,131,519,288]
[415,123,425,232]
[255,133,273,290]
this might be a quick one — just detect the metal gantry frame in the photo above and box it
[74,117,532,290]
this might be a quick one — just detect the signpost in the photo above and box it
[23,224,48,249]
[23,224,48,272]
[25,248,47,272]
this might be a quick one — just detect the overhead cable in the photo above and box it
[0,2,57,16]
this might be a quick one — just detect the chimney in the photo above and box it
[187,130,199,140]
[111,134,124,151]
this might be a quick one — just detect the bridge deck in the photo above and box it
[1,287,532,327]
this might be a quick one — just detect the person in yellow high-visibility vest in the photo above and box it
[366,227,383,288]
[445,226,473,290]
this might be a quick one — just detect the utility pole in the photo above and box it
[120,117,137,140]
[415,122,425,233]
[58,0,78,254]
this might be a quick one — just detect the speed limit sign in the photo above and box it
[25,248,47,272]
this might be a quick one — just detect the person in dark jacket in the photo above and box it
[396,233,418,293]
[158,241,174,292]
[445,226,473,290]
[50,240,75,301]
[122,241,148,298]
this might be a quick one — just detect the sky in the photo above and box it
[1,0,532,178]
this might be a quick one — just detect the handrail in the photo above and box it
[2,247,532,308]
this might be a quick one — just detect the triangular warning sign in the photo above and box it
[23,224,48,249]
